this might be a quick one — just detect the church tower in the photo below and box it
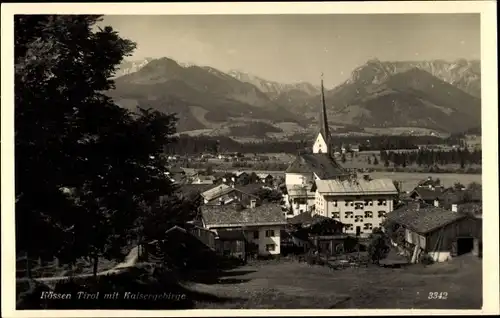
[312,74,330,154]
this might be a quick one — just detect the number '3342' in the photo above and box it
[428,292,448,299]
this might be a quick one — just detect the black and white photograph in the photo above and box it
[2,1,498,316]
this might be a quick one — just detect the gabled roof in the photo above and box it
[286,153,348,179]
[315,178,398,196]
[287,212,330,226]
[178,184,213,196]
[257,173,273,179]
[201,204,286,228]
[457,203,482,218]
[234,184,263,196]
[417,177,441,187]
[286,184,316,197]
[385,203,469,235]
[201,184,259,202]
[201,184,232,201]
[410,186,447,201]
[235,171,249,177]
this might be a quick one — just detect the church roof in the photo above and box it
[318,76,330,143]
[285,153,348,179]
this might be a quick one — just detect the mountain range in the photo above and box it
[109,57,481,138]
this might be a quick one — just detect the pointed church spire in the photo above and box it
[319,73,330,146]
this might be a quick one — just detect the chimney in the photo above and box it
[434,199,439,207]
[250,199,257,209]
[451,204,458,213]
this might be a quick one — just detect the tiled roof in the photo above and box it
[257,173,272,179]
[287,212,330,226]
[315,178,398,196]
[201,204,286,228]
[235,171,248,177]
[457,203,482,217]
[201,184,260,202]
[201,184,233,201]
[410,186,446,201]
[285,153,348,179]
[235,184,263,196]
[286,184,316,197]
[178,184,213,196]
[181,168,197,176]
[168,166,185,174]
[417,178,441,187]
[385,203,468,234]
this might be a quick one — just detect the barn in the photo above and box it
[385,203,482,263]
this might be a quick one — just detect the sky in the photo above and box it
[100,14,480,88]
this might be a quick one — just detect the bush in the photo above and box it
[343,236,359,253]
[367,228,391,264]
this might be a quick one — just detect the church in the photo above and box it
[285,76,351,217]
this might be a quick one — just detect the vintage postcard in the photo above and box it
[1,1,498,317]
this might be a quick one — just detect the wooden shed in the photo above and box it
[386,203,482,263]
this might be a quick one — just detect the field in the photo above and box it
[208,167,481,193]
[367,172,482,192]
[190,254,482,309]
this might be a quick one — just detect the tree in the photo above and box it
[367,228,391,265]
[467,182,482,192]
[254,188,283,203]
[249,172,259,184]
[15,15,182,277]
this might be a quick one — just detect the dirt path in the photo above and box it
[17,246,139,283]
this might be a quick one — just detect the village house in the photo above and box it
[285,184,316,217]
[200,203,287,256]
[285,76,350,216]
[233,171,249,183]
[257,173,274,185]
[385,202,482,263]
[191,175,216,185]
[286,212,348,254]
[200,183,260,207]
[409,185,447,206]
[313,176,398,237]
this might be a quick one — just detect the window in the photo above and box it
[345,211,354,218]
[265,230,275,237]
[364,211,373,218]
[354,203,364,210]
[333,200,338,207]
[378,211,386,218]
[365,200,373,206]
[253,231,259,239]
[332,212,340,219]
[363,223,373,230]
[266,244,276,252]
[345,224,354,231]
[354,215,364,223]
[378,199,387,206]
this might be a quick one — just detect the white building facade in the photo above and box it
[314,178,398,237]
